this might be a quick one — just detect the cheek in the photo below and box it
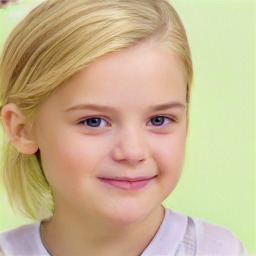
[147,131,187,202]
[153,132,187,176]
[38,133,104,186]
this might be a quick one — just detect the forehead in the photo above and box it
[43,43,187,111]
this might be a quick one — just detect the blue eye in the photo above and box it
[149,116,172,126]
[80,117,108,128]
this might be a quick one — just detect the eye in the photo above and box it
[149,116,173,126]
[79,117,108,128]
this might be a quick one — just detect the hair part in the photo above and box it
[0,0,193,220]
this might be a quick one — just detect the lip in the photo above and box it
[98,176,157,190]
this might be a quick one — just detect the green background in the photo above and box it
[0,0,255,254]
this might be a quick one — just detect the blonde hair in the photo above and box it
[0,0,193,220]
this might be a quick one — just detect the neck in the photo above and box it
[40,205,165,256]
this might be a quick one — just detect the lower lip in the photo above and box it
[99,177,155,190]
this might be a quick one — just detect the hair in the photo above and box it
[0,0,193,220]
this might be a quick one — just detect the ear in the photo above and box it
[1,103,38,154]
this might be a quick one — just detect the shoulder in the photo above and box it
[192,217,249,255]
[162,208,249,255]
[0,222,49,256]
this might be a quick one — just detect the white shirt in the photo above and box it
[0,208,249,256]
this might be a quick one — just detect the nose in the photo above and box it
[111,126,148,165]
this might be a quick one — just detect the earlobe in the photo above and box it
[1,103,38,155]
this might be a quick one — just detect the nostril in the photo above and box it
[112,145,147,164]
[112,129,148,164]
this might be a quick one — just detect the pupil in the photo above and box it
[87,118,101,127]
[152,117,164,126]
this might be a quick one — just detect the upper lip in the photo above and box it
[98,176,157,182]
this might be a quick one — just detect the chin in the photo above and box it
[110,213,147,227]
[103,202,155,227]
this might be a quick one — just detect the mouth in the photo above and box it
[98,175,157,190]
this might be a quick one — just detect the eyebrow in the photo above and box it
[64,101,186,112]
[151,102,186,111]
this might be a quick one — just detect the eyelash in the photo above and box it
[78,116,110,128]
[149,116,175,127]
[78,115,176,128]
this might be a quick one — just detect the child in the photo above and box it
[0,0,249,255]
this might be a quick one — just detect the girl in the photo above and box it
[0,0,248,255]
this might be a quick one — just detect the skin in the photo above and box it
[2,42,187,256]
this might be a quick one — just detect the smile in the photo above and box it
[98,176,157,190]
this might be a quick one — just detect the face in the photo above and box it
[34,42,187,226]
